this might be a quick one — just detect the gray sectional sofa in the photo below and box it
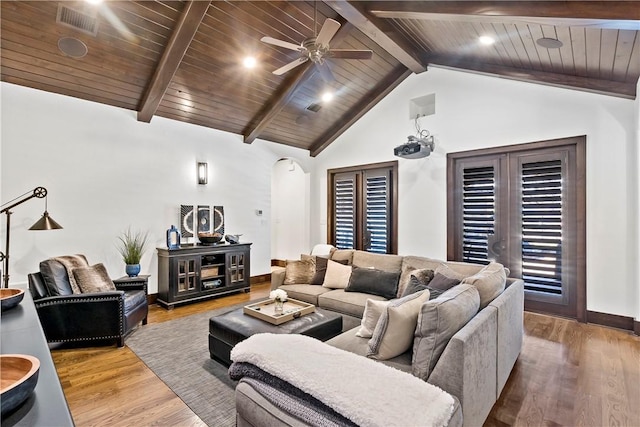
[233,249,524,427]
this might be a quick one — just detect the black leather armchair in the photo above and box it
[28,257,148,347]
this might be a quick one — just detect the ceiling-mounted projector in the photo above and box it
[394,134,435,159]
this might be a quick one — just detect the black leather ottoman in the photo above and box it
[209,306,343,366]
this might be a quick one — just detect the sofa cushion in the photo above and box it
[322,260,352,289]
[412,284,480,381]
[344,266,399,299]
[330,249,355,265]
[123,290,147,315]
[352,251,403,274]
[460,262,507,309]
[39,255,89,296]
[326,328,413,373]
[318,289,386,318]
[397,257,442,297]
[283,258,315,285]
[428,273,461,293]
[310,257,347,285]
[367,290,431,360]
[278,284,332,306]
[73,263,116,293]
[402,270,442,298]
[355,299,390,338]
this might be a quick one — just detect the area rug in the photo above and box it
[126,302,360,426]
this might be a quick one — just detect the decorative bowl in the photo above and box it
[198,232,224,245]
[0,354,40,416]
[0,289,25,311]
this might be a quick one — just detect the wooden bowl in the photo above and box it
[0,288,25,311]
[198,232,224,245]
[0,355,40,416]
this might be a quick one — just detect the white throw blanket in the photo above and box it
[231,334,455,427]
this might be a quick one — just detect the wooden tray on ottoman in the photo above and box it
[243,298,315,325]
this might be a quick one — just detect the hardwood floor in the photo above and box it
[51,283,640,426]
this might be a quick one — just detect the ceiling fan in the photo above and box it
[260,5,373,81]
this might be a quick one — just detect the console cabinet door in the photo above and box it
[173,255,201,299]
[227,250,248,287]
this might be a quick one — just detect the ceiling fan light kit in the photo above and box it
[260,15,372,81]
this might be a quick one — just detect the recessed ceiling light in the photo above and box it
[85,0,103,4]
[479,36,495,46]
[536,38,563,49]
[243,56,257,69]
[321,91,334,103]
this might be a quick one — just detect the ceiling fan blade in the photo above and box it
[329,49,373,60]
[316,62,335,83]
[315,18,341,47]
[260,36,301,51]
[273,57,308,75]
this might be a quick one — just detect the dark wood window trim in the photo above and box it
[327,161,398,254]
[447,136,586,322]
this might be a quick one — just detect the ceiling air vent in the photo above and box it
[306,103,322,112]
[56,4,99,36]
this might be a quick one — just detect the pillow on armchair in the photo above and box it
[40,254,89,296]
[73,263,117,293]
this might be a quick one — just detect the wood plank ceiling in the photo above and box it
[2,1,639,156]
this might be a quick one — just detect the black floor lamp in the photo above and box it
[0,187,63,288]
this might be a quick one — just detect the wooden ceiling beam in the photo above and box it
[137,1,210,123]
[243,22,354,144]
[367,1,640,21]
[427,55,637,99]
[309,65,412,157]
[324,0,426,74]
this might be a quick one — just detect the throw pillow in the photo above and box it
[344,266,400,300]
[434,263,468,281]
[402,270,444,300]
[428,273,461,292]
[283,258,315,285]
[73,263,117,293]
[460,262,507,309]
[310,257,348,285]
[322,260,352,289]
[367,290,431,360]
[411,284,480,381]
[330,249,354,265]
[355,299,390,338]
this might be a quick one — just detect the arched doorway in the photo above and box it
[271,158,310,263]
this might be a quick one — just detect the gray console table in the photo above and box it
[1,290,74,426]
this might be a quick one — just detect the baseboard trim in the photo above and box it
[586,310,636,334]
[271,259,286,267]
[250,274,271,284]
[147,294,158,305]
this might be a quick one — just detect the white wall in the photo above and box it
[0,82,309,294]
[271,158,310,260]
[312,67,639,319]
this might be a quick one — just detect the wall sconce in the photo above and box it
[197,162,208,185]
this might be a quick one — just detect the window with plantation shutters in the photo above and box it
[448,136,585,320]
[520,159,563,296]
[328,162,397,254]
[461,165,496,264]
[334,174,356,250]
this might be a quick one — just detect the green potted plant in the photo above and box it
[117,228,148,277]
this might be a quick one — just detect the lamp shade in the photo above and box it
[29,211,63,230]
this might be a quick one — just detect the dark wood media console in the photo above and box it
[156,243,251,309]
